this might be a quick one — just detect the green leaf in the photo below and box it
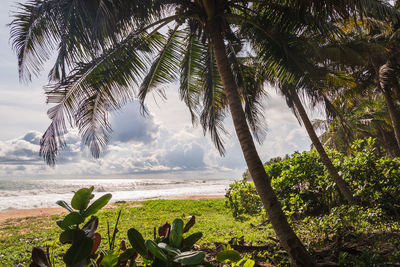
[56,219,67,230]
[145,240,168,262]
[59,229,86,244]
[243,259,255,267]
[58,212,84,229]
[127,228,148,258]
[169,218,184,248]
[173,251,205,265]
[82,193,112,218]
[216,250,242,263]
[182,232,202,250]
[63,235,93,266]
[119,248,136,262]
[100,253,119,267]
[71,187,94,211]
[158,242,180,256]
[56,200,74,212]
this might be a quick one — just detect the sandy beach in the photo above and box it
[0,195,224,224]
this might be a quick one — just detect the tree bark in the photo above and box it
[209,26,316,267]
[379,62,400,152]
[290,89,357,205]
[378,125,400,157]
[381,86,400,152]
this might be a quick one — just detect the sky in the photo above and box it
[0,1,314,180]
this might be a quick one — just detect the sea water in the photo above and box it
[0,177,234,210]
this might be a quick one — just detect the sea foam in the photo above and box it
[0,178,233,210]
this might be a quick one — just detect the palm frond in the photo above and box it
[138,25,185,113]
[10,0,57,82]
[199,43,228,155]
[40,32,155,163]
[179,26,203,124]
[265,0,400,23]
[226,41,267,144]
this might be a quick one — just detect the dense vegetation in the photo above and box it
[224,139,400,265]
[226,138,400,219]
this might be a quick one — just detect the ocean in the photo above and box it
[0,177,234,211]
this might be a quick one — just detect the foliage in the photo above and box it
[216,245,255,267]
[226,138,400,219]
[313,93,399,158]
[303,205,384,238]
[28,188,208,267]
[29,187,129,267]
[225,178,262,218]
[339,138,400,217]
[300,205,400,266]
[126,217,207,266]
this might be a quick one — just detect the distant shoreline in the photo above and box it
[0,194,224,224]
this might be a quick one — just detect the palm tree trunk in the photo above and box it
[381,85,400,152]
[209,26,316,267]
[290,89,357,205]
[379,62,400,151]
[378,125,400,157]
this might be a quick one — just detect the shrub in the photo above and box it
[225,138,400,219]
[225,178,262,218]
[303,205,384,238]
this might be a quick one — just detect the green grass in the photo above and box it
[0,199,273,266]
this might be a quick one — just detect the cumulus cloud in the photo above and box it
[111,101,160,144]
[0,131,42,165]
[161,142,205,170]
[0,113,233,178]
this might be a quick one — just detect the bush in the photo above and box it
[225,138,400,219]
[339,138,400,217]
[303,205,384,237]
[225,178,262,218]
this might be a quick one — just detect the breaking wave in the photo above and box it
[0,178,233,210]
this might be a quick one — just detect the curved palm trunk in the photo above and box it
[209,27,316,267]
[381,86,400,151]
[378,125,400,157]
[379,62,400,151]
[290,90,357,205]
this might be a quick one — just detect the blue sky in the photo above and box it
[0,1,313,180]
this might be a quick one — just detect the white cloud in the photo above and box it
[110,101,160,144]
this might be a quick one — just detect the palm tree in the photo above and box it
[241,16,360,204]
[10,0,399,265]
[288,88,358,204]
[328,12,400,151]
[376,0,400,151]
[378,51,400,151]
[313,93,400,157]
